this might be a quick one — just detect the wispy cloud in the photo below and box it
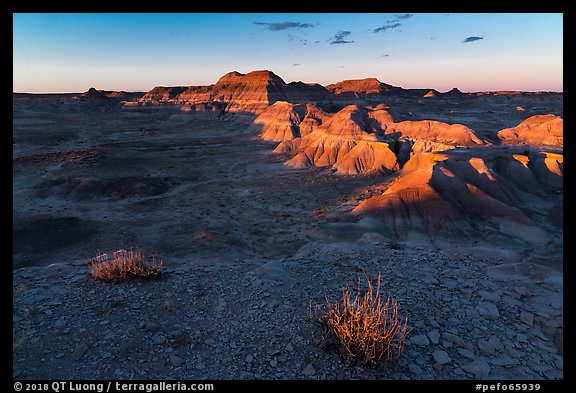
[463,36,485,43]
[374,23,401,33]
[329,30,354,45]
[373,13,414,33]
[253,21,314,31]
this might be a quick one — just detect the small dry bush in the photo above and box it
[313,273,410,365]
[88,248,163,281]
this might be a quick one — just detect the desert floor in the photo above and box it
[13,94,562,380]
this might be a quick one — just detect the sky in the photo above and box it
[13,13,563,93]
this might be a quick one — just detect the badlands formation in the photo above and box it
[13,70,562,380]
[126,70,562,258]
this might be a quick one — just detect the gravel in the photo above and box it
[13,240,563,380]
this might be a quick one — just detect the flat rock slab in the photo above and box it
[486,263,562,286]
[71,344,89,361]
[461,357,491,379]
[411,335,430,347]
[476,302,500,319]
[432,349,452,365]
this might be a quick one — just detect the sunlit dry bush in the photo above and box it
[88,248,163,282]
[312,273,410,364]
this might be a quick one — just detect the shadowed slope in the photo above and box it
[353,149,562,244]
[353,153,460,239]
[252,101,308,141]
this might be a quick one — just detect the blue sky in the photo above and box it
[13,13,563,93]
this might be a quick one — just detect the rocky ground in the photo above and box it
[13,92,563,380]
[13,235,562,380]
[13,107,386,270]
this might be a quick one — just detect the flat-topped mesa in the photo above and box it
[325,77,453,99]
[238,70,286,84]
[214,70,287,90]
[209,70,291,111]
[134,70,483,114]
[497,114,563,148]
[137,70,331,114]
[170,71,250,104]
[326,78,395,95]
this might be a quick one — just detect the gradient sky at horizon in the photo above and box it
[13,13,563,93]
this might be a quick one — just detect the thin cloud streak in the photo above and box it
[253,21,314,31]
[374,13,414,33]
[374,22,401,33]
[463,36,485,43]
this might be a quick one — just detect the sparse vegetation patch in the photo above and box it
[88,248,163,281]
[313,273,410,364]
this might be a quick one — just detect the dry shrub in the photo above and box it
[313,273,410,364]
[88,248,163,281]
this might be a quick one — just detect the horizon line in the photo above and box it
[13,87,565,95]
[13,69,563,95]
